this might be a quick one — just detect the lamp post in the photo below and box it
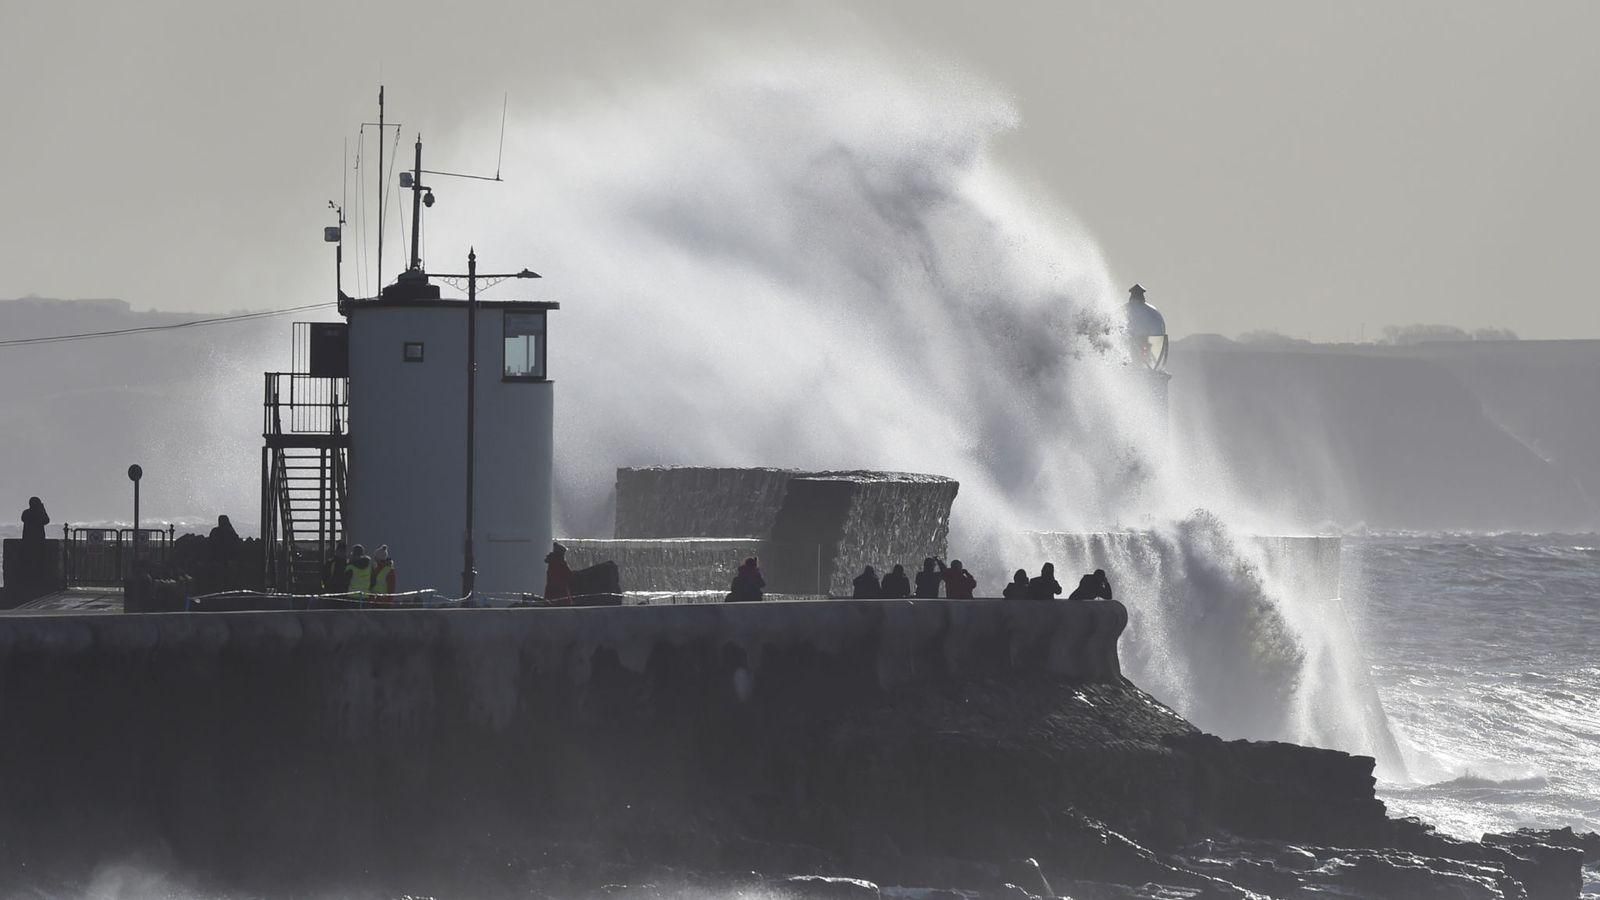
[432,254,540,600]
[127,464,143,569]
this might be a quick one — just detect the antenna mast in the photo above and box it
[376,86,385,289]
[410,134,424,272]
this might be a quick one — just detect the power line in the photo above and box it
[0,302,338,349]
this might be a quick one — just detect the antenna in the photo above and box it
[496,92,508,181]
[377,86,384,289]
[359,87,403,292]
[418,96,513,183]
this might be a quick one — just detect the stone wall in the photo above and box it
[0,598,1124,885]
[766,472,960,595]
[614,467,795,538]
[0,538,62,608]
[562,538,766,592]
[611,467,959,595]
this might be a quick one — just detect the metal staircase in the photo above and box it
[261,370,349,592]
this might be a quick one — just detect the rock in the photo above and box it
[572,559,622,596]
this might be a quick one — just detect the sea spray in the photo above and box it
[1018,519,1405,777]
[428,54,1414,768]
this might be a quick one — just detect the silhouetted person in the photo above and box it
[726,556,765,602]
[941,558,977,599]
[20,497,48,543]
[209,515,241,588]
[373,544,397,595]
[344,544,374,597]
[1067,569,1113,602]
[322,542,349,593]
[914,557,942,598]
[544,541,573,604]
[852,565,881,599]
[19,497,51,585]
[880,563,911,599]
[1027,562,1063,601]
[1003,569,1030,599]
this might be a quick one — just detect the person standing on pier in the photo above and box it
[1027,562,1063,601]
[208,515,241,588]
[20,497,49,544]
[880,563,911,599]
[1003,569,1030,599]
[852,566,881,599]
[19,497,50,584]
[372,545,397,596]
[322,542,349,593]
[914,558,943,598]
[544,542,573,604]
[941,559,977,599]
[344,544,374,597]
[726,556,765,602]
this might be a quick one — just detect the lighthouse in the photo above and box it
[1125,283,1171,415]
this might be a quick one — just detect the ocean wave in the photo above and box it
[1428,772,1551,791]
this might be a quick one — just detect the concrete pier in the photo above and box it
[0,598,1125,883]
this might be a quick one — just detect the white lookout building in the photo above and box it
[260,117,557,598]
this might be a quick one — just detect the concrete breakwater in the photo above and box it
[0,598,1123,885]
[613,467,959,595]
[0,597,1590,898]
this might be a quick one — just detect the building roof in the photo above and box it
[342,295,560,312]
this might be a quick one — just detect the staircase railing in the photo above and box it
[261,371,349,593]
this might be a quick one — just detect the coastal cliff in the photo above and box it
[0,600,1589,898]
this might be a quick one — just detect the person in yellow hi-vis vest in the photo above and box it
[372,545,397,597]
[344,544,375,597]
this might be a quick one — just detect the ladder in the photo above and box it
[262,373,349,592]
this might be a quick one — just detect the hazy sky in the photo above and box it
[2,0,1596,340]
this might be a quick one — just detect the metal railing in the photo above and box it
[263,372,348,437]
[62,525,176,586]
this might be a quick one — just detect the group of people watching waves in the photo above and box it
[321,542,398,596]
[1004,565,1113,602]
[855,557,976,599]
[724,553,1113,602]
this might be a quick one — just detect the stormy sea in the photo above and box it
[1350,533,1600,845]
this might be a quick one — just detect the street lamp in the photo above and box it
[431,252,540,600]
[127,464,143,569]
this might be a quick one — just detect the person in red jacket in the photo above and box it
[941,558,977,599]
[544,542,574,604]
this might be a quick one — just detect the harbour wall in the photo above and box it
[0,598,1125,883]
[563,537,765,593]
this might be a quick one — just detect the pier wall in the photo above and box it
[0,538,62,608]
[609,467,959,595]
[0,598,1125,882]
[562,538,766,592]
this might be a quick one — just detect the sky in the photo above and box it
[1,0,1596,341]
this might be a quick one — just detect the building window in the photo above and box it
[503,311,546,380]
[402,341,425,362]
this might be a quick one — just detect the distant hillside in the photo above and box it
[0,297,300,531]
[3,298,1594,536]
[1170,337,1600,531]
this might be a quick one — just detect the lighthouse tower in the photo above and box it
[1125,283,1171,415]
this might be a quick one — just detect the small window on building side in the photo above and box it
[402,341,425,362]
[504,311,547,380]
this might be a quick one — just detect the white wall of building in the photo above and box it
[347,301,554,596]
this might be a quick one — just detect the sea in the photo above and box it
[1348,532,1600,841]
